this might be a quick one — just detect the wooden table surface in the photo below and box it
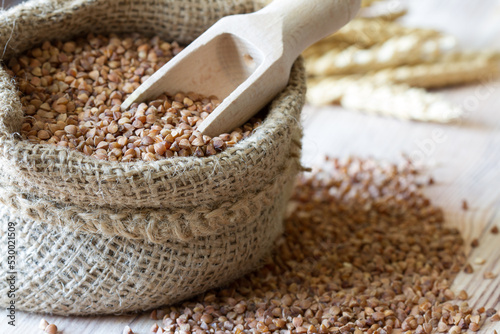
[2,0,500,333]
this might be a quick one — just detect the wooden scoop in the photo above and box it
[121,0,361,137]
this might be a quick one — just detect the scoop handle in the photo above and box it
[261,0,361,61]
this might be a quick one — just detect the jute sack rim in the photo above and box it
[0,0,304,208]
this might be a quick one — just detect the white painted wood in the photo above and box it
[121,0,361,136]
[1,1,500,333]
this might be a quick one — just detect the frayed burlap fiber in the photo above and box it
[0,0,306,315]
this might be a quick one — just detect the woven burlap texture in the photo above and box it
[0,0,306,315]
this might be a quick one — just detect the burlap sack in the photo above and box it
[0,0,306,315]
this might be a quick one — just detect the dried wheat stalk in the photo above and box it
[368,51,500,88]
[307,77,462,122]
[305,34,457,76]
[361,0,382,7]
[320,18,439,47]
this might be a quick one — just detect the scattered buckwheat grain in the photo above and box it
[39,318,49,330]
[146,157,485,333]
[123,325,133,334]
[483,271,497,279]
[471,238,479,248]
[44,323,58,334]
[486,308,497,317]
[457,290,468,300]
